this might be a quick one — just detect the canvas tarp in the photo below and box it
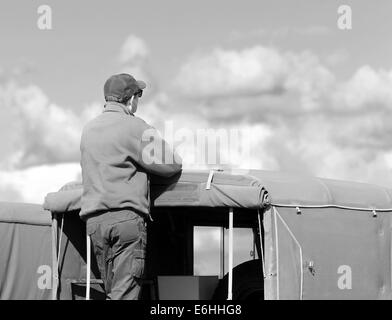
[254,170,392,300]
[43,170,270,213]
[0,202,103,300]
[0,203,52,299]
[264,205,392,300]
[249,170,392,209]
[3,169,392,300]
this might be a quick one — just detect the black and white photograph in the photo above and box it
[0,0,391,309]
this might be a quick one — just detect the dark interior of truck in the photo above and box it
[141,206,264,300]
[62,206,264,300]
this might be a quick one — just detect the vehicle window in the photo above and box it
[193,226,257,278]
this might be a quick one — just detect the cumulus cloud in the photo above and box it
[117,34,158,98]
[174,45,334,114]
[174,46,289,98]
[119,35,149,64]
[0,81,100,203]
[2,38,392,206]
[0,35,155,203]
[334,65,392,110]
[136,43,392,188]
[170,45,392,187]
[0,163,81,204]
[0,82,101,169]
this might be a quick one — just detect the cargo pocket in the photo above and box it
[131,248,145,279]
[86,222,106,277]
[137,219,147,252]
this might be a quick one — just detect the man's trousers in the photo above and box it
[86,209,147,300]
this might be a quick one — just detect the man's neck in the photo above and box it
[104,101,133,115]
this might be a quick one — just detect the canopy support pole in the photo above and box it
[257,210,266,279]
[220,226,225,279]
[51,212,59,300]
[86,233,91,300]
[227,207,234,300]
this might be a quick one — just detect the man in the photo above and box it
[80,73,182,300]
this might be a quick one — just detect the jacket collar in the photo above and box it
[103,101,134,116]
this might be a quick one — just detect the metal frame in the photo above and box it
[227,207,234,300]
[51,212,65,300]
[51,213,59,300]
[272,206,304,300]
[220,226,225,279]
[86,233,91,300]
[257,210,266,279]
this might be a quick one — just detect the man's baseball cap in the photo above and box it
[104,73,146,102]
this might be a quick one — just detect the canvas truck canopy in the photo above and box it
[0,203,52,299]
[44,169,392,213]
[42,170,269,300]
[42,170,392,300]
[43,170,270,213]
[246,171,392,300]
[3,169,392,300]
[0,202,102,300]
[249,170,392,209]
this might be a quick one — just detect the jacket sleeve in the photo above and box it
[137,126,182,177]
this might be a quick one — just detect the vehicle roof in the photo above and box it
[43,169,269,213]
[153,169,392,209]
[3,169,392,225]
[248,170,392,209]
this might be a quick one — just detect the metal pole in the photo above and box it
[51,213,59,300]
[86,233,91,300]
[258,210,266,278]
[220,226,224,279]
[227,208,233,300]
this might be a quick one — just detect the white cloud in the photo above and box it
[175,46,289,98]
[334,65,392,110]
[0,82,101,169]
[119,35,149,64]
[0,81,99,203]
[117,35,157,98]
[284,51,335,110]
[174,45,334,112]
[170,45,392,188]
[0,163,81,204]
[2,40,392,206]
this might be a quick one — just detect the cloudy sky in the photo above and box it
[1,0,392,204]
